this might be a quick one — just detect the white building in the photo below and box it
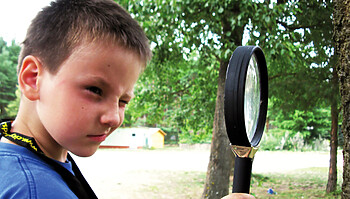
[100,127,166,149]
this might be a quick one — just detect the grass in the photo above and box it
[248,167,343,198]
[137,170,206,199]
[137,168,343,199]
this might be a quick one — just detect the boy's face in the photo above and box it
[36,42,142,157]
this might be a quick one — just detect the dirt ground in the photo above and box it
[72,148,343,199]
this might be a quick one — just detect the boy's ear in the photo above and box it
[18,55,44,101]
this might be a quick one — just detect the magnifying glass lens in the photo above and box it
[244,54,260,142]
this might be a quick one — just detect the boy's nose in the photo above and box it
[100,106,121,128]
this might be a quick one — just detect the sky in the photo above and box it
[0,0,250,46]
[0,0,53,44]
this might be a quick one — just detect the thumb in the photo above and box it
[221,193,255,199]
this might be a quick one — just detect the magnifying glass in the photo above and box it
[224,46,268,193]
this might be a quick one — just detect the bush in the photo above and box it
[162,127,180,145]
[260,129,330,151]
[178,129,212,144]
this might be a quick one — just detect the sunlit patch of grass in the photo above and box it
[140,170,206,199]
[250,167,343,198]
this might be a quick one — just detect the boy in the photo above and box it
[0,0,254,198]
[0,0,151,198]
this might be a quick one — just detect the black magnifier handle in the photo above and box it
[225,46,268,194]
[233,157,253,193]
[230,145,258,193]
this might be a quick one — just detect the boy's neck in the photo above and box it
[7,101,68,162]
[1,136,68,162]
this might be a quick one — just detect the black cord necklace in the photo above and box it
[0,121,98,199]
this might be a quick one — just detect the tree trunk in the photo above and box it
[201,60,234,199]
[333,0,350,198]
[326,102,339,193]
[201,3,245,197]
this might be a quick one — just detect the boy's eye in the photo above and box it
[86,86,103,96]
[119,100,129,106]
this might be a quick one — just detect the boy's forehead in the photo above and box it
[70,40,142,63]
[56,40,142,87]
[72,41,116,56]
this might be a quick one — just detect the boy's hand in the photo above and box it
[221,193,255,199]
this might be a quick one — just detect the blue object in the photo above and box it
[267,188,275,194]
[0,142,78,198]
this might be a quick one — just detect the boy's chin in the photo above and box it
[71,147,99,157]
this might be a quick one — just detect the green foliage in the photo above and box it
[118,0,268,143]
[124,52,218,143]
[270,107,332,142]
[263,100,335,150]
[247,1,338,152]
[5,88,20,118]
[0,38,20,119]
[118,0,337,145]
[247,0,337,112]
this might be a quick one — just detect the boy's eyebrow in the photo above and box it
[125,92,135,100]
[120,90,134,101]
[91,76,109,87]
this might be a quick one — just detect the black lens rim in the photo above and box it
[224,46,268,147]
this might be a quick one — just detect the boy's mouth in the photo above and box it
[87,134,107,142]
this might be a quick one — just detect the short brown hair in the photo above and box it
[18,0,151,74]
